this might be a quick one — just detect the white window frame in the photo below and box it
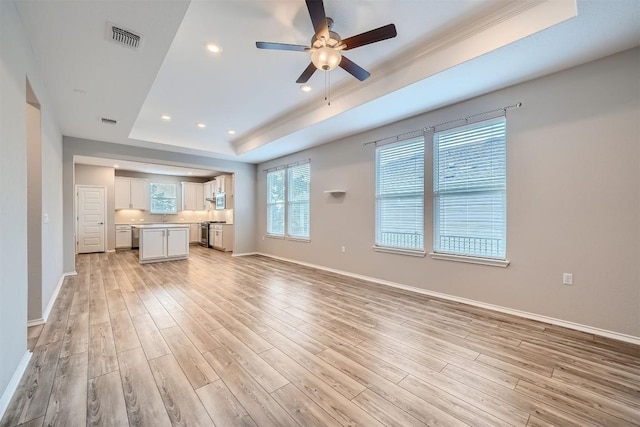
[430,116,509,267]
[374,136,426,256]
[266,161,310,241]
[149,182,177,214]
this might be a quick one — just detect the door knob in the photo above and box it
[98,222,104,225]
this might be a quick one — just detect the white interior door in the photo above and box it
[77,185,106,253]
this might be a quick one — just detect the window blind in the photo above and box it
[375,137,425,251]
[266,169,285,236]
[287,163,310,239]
[433,117,506,258]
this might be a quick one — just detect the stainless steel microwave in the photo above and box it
[215,193,226,210]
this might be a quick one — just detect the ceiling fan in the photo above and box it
[256,0,397,84]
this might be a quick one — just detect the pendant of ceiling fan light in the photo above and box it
[311,46,342,71]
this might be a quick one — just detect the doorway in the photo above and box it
[76,185,106,253]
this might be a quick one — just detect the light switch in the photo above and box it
[43,213,49,224]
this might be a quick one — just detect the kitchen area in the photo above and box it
[74,158,235,263]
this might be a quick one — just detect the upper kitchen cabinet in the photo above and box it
[213,174,233,194]
[213,175,225,194]
[203,180,214,209]
[115,177,148,210]
[181,182,204,211]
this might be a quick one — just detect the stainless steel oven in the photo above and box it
[199,221,211,247]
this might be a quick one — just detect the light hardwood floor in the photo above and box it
[2,246,639,426]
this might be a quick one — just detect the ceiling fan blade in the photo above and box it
[296,63,317,84]
[256,42,310,52]
[339,56,370,81]
[341,24,397,50]
[306,0,329,40]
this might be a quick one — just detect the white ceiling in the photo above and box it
[15,0,640,164]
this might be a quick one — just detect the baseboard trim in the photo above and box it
[42,271,77,323]
[254,252,640,345]
[27,319,44,327]
[0,351,32,420]
[106,249,116,253]
[232,252,259,257]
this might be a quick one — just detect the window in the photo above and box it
[375,137,425,252]
[433,117,506,259]
[287,163,311,239]
[149,183,177,214]
[266,161,310,239]
[266,169,285,236]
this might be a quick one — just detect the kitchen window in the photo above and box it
[375,137,425,253]
[433,117,507,260]
[266,161,310,239]
[149,182,177,214]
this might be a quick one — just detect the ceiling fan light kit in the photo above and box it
[256,0,397,88]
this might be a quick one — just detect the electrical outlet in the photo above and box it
[563,273,573,285]
[341,246,346,253]
[262,235,265,240]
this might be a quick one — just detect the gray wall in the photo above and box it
[63,138,257,271]
[74,165,116,251]
[27,101,42,321]
[1,0,64,406]
[257,48,640,338]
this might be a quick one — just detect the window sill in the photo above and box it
[429,252,510,267]
[372,246,426,257]
[265,234,310,243]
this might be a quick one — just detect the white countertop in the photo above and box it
[132,224,190,229]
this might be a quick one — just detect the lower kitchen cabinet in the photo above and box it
[139,226,189,263]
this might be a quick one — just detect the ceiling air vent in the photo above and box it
[100,117,118,125]
[106,22,143,50]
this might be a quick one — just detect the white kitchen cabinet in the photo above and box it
[139,226,189,263]
[115,225,132,248]
[115,177,148,210]
[181,182,205,211]
[167,228,189,257]
[213,175,227,194]
[203,181,214,210]
[210,224,234,252]
[189,223,200,243]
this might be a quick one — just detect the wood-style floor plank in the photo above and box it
[131,313,171,360]
[42,352,88,427]
[160,325,219,389]
[87,370,128,427]
[196,380,258,427]
[203,348,298,427]
[148,354,214,426]
[118,347,172,427]
[3,247,639,427]
[88,321,118,378]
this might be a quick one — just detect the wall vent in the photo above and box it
[100,117,118,125]
[106,22,143,50]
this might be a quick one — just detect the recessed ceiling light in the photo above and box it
[227,129,236,135]
[113,164,119,168]
[300,85,312,92]
[196,122,206,128]
[205,43,222,54]
[161,115,171,121]
[188,172,193,175]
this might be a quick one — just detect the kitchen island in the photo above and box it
[134,224,190,264]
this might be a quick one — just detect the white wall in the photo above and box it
[0,0,64,410]
[257,48,640,338]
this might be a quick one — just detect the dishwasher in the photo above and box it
[131,226,140,249]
